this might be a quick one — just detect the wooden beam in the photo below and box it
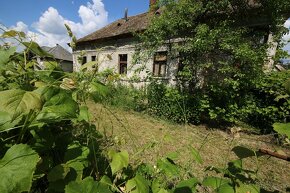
[259,148,290,161]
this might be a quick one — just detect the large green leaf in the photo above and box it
[1,30,26,38]
[126,174,149,193]
[157,158,179,178]
[65,177,112,193]
[109,150,129,175]
[36,90,78,122]
[0,111,17,131]
[0,46,16,65]
[236,184,260,193]
[78,106,90,122]
[43,61,59,69]
[152,179,165,193]
[0,144,40,193]
[0,89,42,120]
[22,41,52,58]
[80,61,97,71]
[64,142,90,181]
[89,81,110,102]
[174,177,199,193]
[64,142,90,164]
[47,163,83,192]
[202,177,231,190]
[48,164,71,182]
[217,183,235,193]
[273,123,290,138]
[232,146,256,159]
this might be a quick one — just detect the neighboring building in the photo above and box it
[73,0,284,86]
[38,44,73,72]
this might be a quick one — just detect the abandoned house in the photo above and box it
[38,44,73,72]
[72,0,284,86]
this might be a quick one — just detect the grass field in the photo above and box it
[89,102,290,192]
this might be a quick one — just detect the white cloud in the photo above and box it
[12,21,28,33]
[34,7,67,35]
[7,0,108,51]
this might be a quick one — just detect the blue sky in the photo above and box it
[0,0,289,53]
[0,0,149,26]
[0,0,149,49]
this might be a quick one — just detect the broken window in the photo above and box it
[153,51,167,77]
[119,54,127,74]
[81,56,87,65]
[91,55,98,70]
[177,52,186,73]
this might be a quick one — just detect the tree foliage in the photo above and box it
[137,0,290,126]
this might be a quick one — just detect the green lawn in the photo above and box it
[89,102,290,192]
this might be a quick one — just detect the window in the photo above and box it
[91,55,97,70]
[177,52,186,73]
[153,51,167,77]
[81,56,87,65]
[119,54,127,74]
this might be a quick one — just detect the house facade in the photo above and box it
[73,0,282,86]
[73,0,180,86]
[39,44,73,72]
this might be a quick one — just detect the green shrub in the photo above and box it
[101,83,147,112]
[145,71,290,132]
[244,70,290,133]
[147,81,200,124]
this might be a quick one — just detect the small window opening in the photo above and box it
[91,55,97,69]
[153,51,167,77]
[119,54,127,74]
[82,56,87,65]
[178,52,186,73]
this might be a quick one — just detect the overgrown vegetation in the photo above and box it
[1,0,290,191]
[132,0,290,132]
[93,70,290,133]
[1,28,289,193]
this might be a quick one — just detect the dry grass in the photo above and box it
[89,102,290,192]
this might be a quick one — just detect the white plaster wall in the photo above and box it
[73,39,179,87]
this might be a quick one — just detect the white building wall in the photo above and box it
[73,39,179,87]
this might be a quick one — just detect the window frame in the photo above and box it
[91,55,98,70]
[81,56,87,65]
[153,51,167,77]
[119,54,128,75]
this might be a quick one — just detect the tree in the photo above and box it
[137,0,290,124]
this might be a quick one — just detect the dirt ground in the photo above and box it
[89,102,290,192]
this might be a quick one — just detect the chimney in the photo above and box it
[124,8,128,21]
[149,0,158,12]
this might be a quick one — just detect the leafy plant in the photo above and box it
[0,21,287,193]
[0,144,39,193]
[0,29,110,192]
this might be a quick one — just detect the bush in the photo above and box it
[145,71,290,132]
[244,70,290,133]
[147,81,200,124]
[102,83,147,112]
